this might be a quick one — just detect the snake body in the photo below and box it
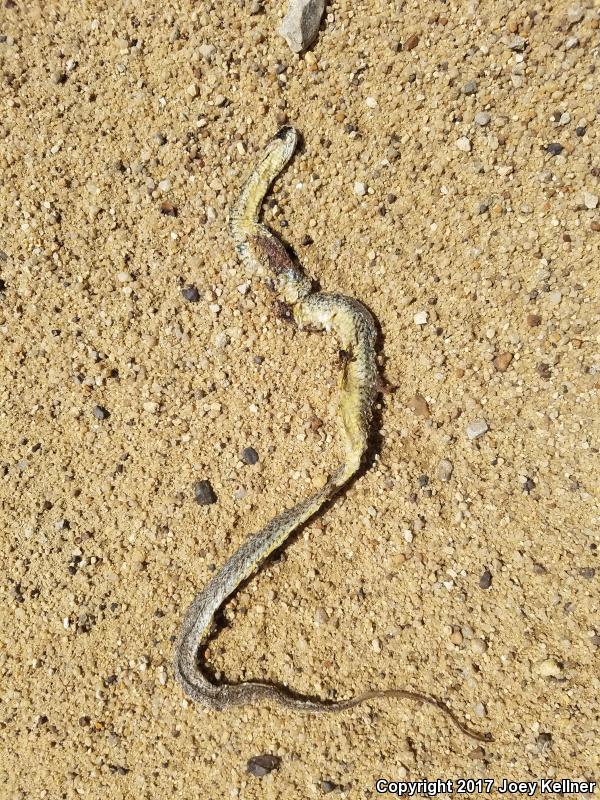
[173,127,491,742]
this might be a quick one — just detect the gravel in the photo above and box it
[194,480,217,505]
[466,419,489,440]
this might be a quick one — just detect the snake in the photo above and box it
[172,126,491,743]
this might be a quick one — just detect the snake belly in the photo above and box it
[172,127,491,742]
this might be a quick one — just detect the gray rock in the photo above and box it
[466,419,489,440]
[278,0,325,53]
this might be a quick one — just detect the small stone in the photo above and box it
[241,447,259,465]
[320,781,338,794]
[278,0,325,53]
[160,201,178,217]
[408,394,430,418]
[247,754,281,777]
[466,419,489,440]
[470,638,487,654]
[143,401,159,413]
[365,96,378,109]
[214,331,229,349]
[583,192,598,210]
[565,35,578,49]
[579,567,595,580]
[181,284,201,302]
[354,181,366,196]
[404,33,419,51]
[493,352,513,372]
[474,111,491,126]
[507,35,526,51]
[449,630,463,645]
[93,405,110,420]
[186,83,198,98]
[545,142,563,156]
[474,703,487,718]
[526,313,542,327]
[437,459,453,482]
[158,179,171,192]
[194,480,217,506]
[456,136,472,152]
[116,271,131,282]
[462,80,477,95]
[536,658,562,678]
[523,477,535,493]
[479,569,493,589]
[198,43,216,60]
[413,310,428,325]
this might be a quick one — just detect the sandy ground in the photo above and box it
[1,0,599,797]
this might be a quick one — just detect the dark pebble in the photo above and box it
[253,355,264,365]
[418,474,429,487]
[0,278,6,292]
[160,201,178,217]
[194,479,217,505]
[78,715,90,727]
[301,234,314,246]
[246,754,280,777]
[575,126,586,137]
[93,405,110,420]
[536,732,552,746]
[523,477,535,493]
[241,446,259,465]
[181,284,201,302]
[479,569,493,589]
[108,764,130,776]
[579,567,595,580]
[536,362,552,380]
[545,143,563,156]
[321,780,338,793]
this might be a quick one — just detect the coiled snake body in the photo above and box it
[173,127,491,742]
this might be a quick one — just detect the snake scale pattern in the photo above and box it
[172,126,491,743]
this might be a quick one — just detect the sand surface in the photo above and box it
[1,0,599,797]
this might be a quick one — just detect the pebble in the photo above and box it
[413,310,428,325]
[198,43,216,60]
[449,629,463,645]
[507,35,526,52]
[93,405,110,420]
[456,136,472,153]
[582,192,598,210]
[437,459,453,482]
[493,352,513,372]
[241,447,259,465]
[462,80,477,95]
[536,658,562,678]
[479,569,493,589]
[470,638,487,654]
[545,142,564,156]
[143,401,159,413]
[354,181,366,196]
[526,313,542,327]
[474,111,491,126]
[365,96,378,109]
[408,394,430,418]
[181,284,201,303]
[320,781,338,794]
[404,33,419,51]
[246,754,281,777]
[466,419,489,440]
[278,0,325,53]
[194,480,217,506]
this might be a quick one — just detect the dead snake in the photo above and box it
[172,126,491,743]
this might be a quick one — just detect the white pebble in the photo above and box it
[354,181,366,196]
[437,459,454,481]
[143,401,159,413]
[116,271,131,282]
[158,179,171,192]
[474,111,491,126]
[456,137,472,153]
[466,419,489,440]
[365,96,378,109]
[583,191,598,209]
[536,658,562,678]
[413,310,428,325]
